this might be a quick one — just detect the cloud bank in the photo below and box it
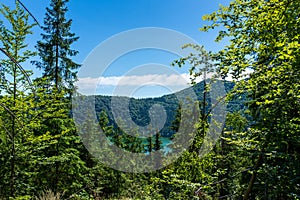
[75,73,218,97]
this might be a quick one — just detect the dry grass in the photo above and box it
[35,190,63,200]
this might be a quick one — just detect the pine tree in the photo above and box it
[154,131,161,151]
[30,0,86,195]
[147,136,153,153]
[33,0,80,95]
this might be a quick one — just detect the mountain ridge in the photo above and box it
[92,80,246,137]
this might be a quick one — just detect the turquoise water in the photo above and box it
[160,137,172,153]
[142,136,172,154]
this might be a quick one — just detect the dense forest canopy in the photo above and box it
[0,0,299,199]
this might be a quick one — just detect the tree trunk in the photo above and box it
[243,152,263,200]
[10,43,18,197]
[55,21,59,89]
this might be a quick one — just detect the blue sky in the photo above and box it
[1,0,231,98]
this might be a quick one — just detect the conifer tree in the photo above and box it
[33,0,80,95]
[147,136,153,153]
[0,2,36,197]
[30,0,85,195]
[154,131,161,151]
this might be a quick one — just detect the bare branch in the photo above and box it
[16,0,41,27]
[0,48,33,87]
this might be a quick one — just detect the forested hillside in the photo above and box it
[0,0,299,199]
[92,80,245,137]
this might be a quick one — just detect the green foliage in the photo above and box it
[93,80,240,139]
[28,83,88,197]
[1,0,299,199]
[199,0,300,198]
[0,1,36,198]
[33,0,80,93]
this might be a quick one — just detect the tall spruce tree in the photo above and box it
[33,0,80,94]
[30,0,86,196]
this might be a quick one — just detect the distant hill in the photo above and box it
[93,80,247,137]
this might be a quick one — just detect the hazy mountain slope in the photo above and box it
[92,80,247,137]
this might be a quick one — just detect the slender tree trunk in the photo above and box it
[202,71,206,122]
[10,106,16,198]
[201,71,207,140]
[154,131,160,151]
[148,137,152,153]
[55,21,59,90]
[219,129,226,197]
[55,42,59,89]
[243,152,263,200]
[10,43,18,197]
[190,71,207,153]
[54,142,59,192]
[54,20,60,192]
[153,131,161,169]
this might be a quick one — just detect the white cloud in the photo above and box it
[75,73,218,96]
[76,73,189,88]
[75,69,253,97]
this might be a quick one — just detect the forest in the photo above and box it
[92,80,243,137]
[0,0,299,199]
